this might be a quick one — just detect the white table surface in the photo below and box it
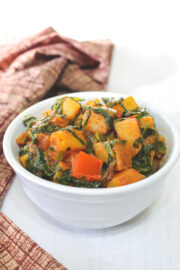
[1,1,180,269]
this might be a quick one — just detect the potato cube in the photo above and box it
[85,99,100,107]
[82,110,109,134]
[50,115,70,128]
[111,97,138,118]
[62,98,80,120]
[107,168,145,187]
[122,96,138,111]
[140,116,154,129]
[114,119,141,157]
[113,142,132,171]
[49,129,86,160]
[16,131,26,146]
[93,142,109,163]
[19,154,29,168]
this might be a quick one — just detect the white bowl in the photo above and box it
[3,92,180,229]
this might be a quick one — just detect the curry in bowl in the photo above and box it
[16,96,166,188]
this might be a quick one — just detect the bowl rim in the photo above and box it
[3,91,180,196]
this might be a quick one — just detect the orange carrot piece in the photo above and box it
[71,151,103,182]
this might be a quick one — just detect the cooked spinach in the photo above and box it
[23,115,37,127]
[19,145,29,156]
[83,106,92,129]
[157,141,166,154]
[57,170,104,188]
[30,149,55,179]
[132,145,153,176]
[71,97,84,102]
[141,128,156,139]
[102,97,115,108]
[104,141,114,163]
[51,98,63,114]
[133,137,143,148]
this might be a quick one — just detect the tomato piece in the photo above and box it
[71,151,103,181]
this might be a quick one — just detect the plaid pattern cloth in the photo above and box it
[0,27,113,269]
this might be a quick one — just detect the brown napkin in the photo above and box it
[0,212,67,270]
[0,27,113,269]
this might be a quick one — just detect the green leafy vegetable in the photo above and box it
[83,106,92,129]
[49,147,55,151]
[56,170,104,188]
[23,115,37,127]
[133,137,143,148]
[142,128,156,139]
[51,98,64,115]
[132,145,153,176]
[70,97,85,102]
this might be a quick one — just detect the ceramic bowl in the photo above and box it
[3,92,180,228]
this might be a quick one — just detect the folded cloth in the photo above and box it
[0,27,113,269]
[0,212,67,270]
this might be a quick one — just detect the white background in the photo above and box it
[1,0,180,269]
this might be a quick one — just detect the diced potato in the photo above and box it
[16,132,26,145]
[49,129,86,160]
[50,115,69,128]
[140,116,154,129]
[58,161,71,171]
[36,133,50,151]
[113,142,132,171]
[122,96,138,111]
[107,168,145,187]
[19,154,29,167]
[62,98,80,120]
[85,99,100,107]
[114,119,142,157]
[93,142,109,163]
[82,110,109,134]
[112,96,138,116]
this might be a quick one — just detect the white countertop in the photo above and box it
[1,0,180,269]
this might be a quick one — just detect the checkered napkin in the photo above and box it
[0,27,113,269]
